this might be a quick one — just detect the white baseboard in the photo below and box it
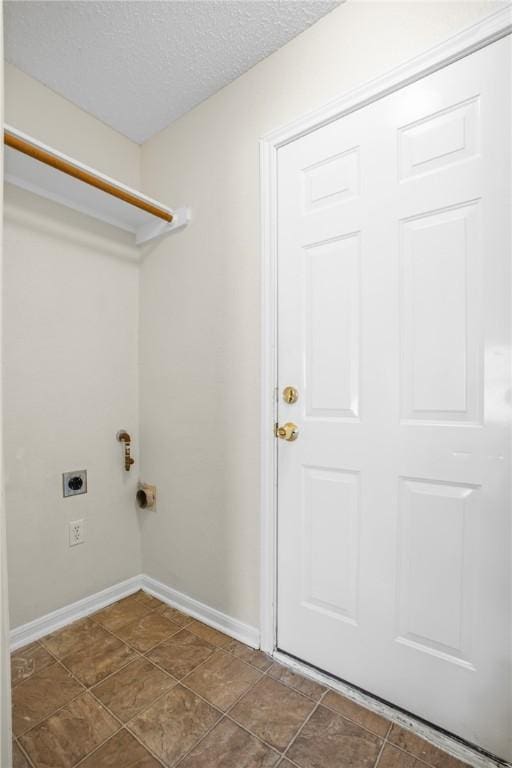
[140,574,260,649]
[10,574,260,652]
[10,576,143,651]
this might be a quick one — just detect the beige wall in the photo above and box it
[4,70,143,628]
[2,1,504,635]
[5,63,140,189]
[139,0,504,628]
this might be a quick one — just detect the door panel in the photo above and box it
[276,37,511,758]
[400,201,482,424]
[396,477,478,667]
[305,234,361,419]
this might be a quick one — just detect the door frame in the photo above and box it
[259,4,512,657]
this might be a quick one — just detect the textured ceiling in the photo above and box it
[4,0,341,144]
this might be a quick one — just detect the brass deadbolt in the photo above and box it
[283,386,299,404]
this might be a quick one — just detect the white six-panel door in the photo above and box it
[276,37,511,759]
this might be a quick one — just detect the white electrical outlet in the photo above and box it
[69,519,85,547]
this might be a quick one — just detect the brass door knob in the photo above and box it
[276,422,299,441]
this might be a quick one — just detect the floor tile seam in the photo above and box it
[241,657,274,673]
[34,641,63,666]
[261,666,328,705]
[312,699,388,747]
[17,651,134,744]
[11,653,60,690]
[121,664,272,767]
[220,711,290,759]
[185,623,236,652]
[143,626,257,682]
[40,617,145,664]
[86,684,132,730]
[111,725,169,768]
[69,693,176,768]
[213,643,274,674]
[15,686,88,742]
[20,612,439,768]
[13,736,37,768]
[144,647,225,698]
[17,610,149,688]
[153,604,195,630]
[123,694,224,768]
[179,658,265,715]
[120,671,224,738]
[170,713,233,768]
[318,695,393,740]
[374,733,390,768]
[265,665,393,733]
[172,704,283,768]
[138,624,212,660]
[66,621,172,768]
[14,660,88,740]
[57,642,147,691]
[98,619,183,658]
[89,600,163,634]
[179,648,265,696]
[69,721,125,768]
[93,657,179,705]
[225,677,320,756]
[382,738,446,768]
[88,661,179,724]
[125,612,257,669]
[172,710,284,768]
[280,700,322,761]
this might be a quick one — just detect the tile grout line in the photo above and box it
[15,614,346,767]
[15,606,348,765]
[114,725,172,768]
[13,736,37,768]
[15,616,148,764]
[70,722,125,768]
[382,737,446,768]
[72,722,166,768]
[280,693,326,762]
[124,681,225,768]
[51,599,171,690]
[260,662,406,741]
[28,646,129,768]
[13,598,301,766]
[115,638,275,766]
[374,732,391,768]
[261,663,396,744]
[111,622,269,728]
[12,593,467,768]
[45,594,181,767]
[14,658,88,742]
[122,658,227,764]
[51,640,147,694]
[38,599,168,768]
[112,614,289,767]
[172,667,283,767]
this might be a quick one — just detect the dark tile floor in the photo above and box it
[10,591,471,768]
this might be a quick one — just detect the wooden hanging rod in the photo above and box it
[4,129,173,223]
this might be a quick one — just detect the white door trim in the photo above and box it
[259,2,512,657]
